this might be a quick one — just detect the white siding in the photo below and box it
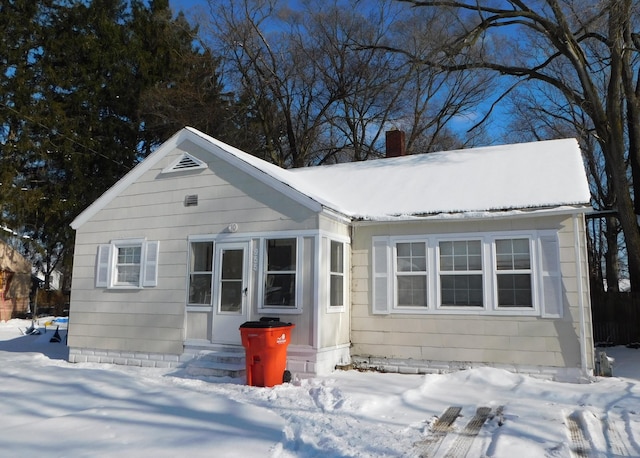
[69,141,319,355]
[350,215,594,373]
[318,235,351,349]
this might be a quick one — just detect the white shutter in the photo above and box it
[372,238,391,315]
[96,244,112,288]
[142,241,160,287]
[539,234,563,318]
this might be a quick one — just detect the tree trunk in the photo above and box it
[605,215,621,292]
[604,140,640,291]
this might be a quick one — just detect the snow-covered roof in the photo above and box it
[71,127,591,229]
[188,128,591,220]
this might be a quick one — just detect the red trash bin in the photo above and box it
[239,319,295,387]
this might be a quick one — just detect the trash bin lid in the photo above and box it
[240,320,293,328]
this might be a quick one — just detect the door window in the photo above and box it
[219,248,244,313]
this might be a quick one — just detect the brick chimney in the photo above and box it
[385,130,406,158]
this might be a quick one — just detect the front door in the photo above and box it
[212,241,250,344]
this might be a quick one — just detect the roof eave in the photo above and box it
[185,128,324,214]
[71,127,327,231]
[71,129,189,230]
[351,204,593,224]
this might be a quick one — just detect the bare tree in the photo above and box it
[299,0,406,163]
[396,0,640,291]
[506,86,622,291]
[205,0,341,167]
[386,7,492,153]
[202,0,490,166]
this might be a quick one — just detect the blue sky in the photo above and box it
[169,0,203,12]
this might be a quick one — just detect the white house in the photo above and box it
[68,127,593,381]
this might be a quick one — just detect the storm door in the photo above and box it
[211,241,250,344]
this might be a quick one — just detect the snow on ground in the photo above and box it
[0,318,638,457]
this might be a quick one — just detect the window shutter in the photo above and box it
[372,238,391,315]
[142,241,160,287]
[539,235,563,318]
[96,244,112,288]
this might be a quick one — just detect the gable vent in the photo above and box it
[184,194,198,207]
[174,155,201,169]
[162,153,206,174]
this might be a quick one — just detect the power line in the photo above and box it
[0,101,133,171]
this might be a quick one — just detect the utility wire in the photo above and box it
[0,100,134,171]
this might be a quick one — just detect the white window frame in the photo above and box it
[96,239,159,289]
[114,244,143,286]
[372,230,561,317]
[259,236,303,314]
[393,240,428,309]
[493,237,535,310]
[437,238,485,310]
[187,240,215,306]
[328,239,346,310]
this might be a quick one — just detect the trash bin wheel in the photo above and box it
[283,370,292,383]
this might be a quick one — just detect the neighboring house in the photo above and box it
[68,127,594,381]
[34,269,63,291]
[0,240,32,320]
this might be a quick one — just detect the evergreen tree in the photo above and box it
[0,0,219,290]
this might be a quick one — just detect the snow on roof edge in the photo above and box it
[351,204,592,223]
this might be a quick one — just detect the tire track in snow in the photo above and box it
[442,406,491,458]
[567,409,636,457]
[566,411,591,457]
[415,406,461,457]
[604,414,631,456]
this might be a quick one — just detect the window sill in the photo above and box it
[106,285,143,290]
[390,307,540,317]
[186,305,213,312]
[259,307,303,315]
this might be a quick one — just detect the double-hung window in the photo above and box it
[395,242,427,307]
[439,240,483,307]
[495,238,532,307]
[329,240,345,307]
[188,241,214,305]
[96,239,159,289]
[264,238,297,307]
[115,245,142,286]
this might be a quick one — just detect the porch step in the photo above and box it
[183,349,246,379]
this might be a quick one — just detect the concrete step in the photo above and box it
[196,350,246,365]
[186,360,246,378]
[183,349,246,379]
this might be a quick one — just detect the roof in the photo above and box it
[0,239,31,274]
[71,127,591,229]
[288,138,592,219]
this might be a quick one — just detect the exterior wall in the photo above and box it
[258,235,316,347]
[318,215,351,349]
[350,213,594,381]
[0,241,32,320]
[273,217,353,376]
[317,243,350,347]
[69,140,319,357]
